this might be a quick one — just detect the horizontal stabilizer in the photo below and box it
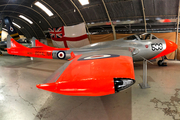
[28,46,43,48]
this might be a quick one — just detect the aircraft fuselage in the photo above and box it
[67,38,166,62]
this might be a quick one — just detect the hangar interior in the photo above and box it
[1,0,180,120]
[0,0,180,38]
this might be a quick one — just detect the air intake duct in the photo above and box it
[114,78,135,92]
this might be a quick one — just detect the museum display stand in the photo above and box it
[139,59,150,89]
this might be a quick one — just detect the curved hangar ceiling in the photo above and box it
[0,0,179,39]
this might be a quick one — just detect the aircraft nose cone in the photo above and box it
[164,39,178,53]
[150,39,178,60]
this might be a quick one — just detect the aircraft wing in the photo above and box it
[36,49,135,96]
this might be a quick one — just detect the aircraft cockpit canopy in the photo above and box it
[137,33,157,40]
[124,35,138,40]
[123,33,158,41]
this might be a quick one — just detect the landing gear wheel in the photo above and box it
[158,60,167,66]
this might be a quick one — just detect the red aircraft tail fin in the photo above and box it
[7,35,27,49]
[7,35,29,56]
[31,37,47,48]
[35,39,49,48]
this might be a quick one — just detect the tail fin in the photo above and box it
[4,17,20,40]
[34,37,49,48]
[31,36,50,48]
[7,35,12,48]
[31,37,36,47]
[31,37,51,49]
[7,35,27,49]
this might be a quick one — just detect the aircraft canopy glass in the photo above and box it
[123,33,157,41]
[137,33,157,40]
[124,35,138,40]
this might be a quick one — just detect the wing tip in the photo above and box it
[36,83,57,92]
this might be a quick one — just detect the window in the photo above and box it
[152,36,157,39]
[138,33,151,40]
[124,35,138,40]
[144,34,151,40]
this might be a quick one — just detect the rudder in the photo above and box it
[4,17,20,40]
[7,35,27,48]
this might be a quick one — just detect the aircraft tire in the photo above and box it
[158,60,163,66]
[158,60,167,66]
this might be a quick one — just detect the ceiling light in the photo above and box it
[78,0,89,5]
[34,1,54,16]
[12,22,21,28]
[19,15,33,24]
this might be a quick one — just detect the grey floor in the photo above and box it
[0,52,180,120]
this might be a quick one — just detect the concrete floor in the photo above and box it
[0,52,180,120]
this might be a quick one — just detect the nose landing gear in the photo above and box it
[157,56,167,66]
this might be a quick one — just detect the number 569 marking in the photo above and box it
[151,43,163,51]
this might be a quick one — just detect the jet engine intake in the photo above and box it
[114,78,135,92]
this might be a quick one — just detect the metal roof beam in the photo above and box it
[0,4,52,28]
[1,10,45,37]
[8,16,38,38]
[101,0,116,40]
[2,18,31,38]
[141,0,147,33]
[41,0,67,26]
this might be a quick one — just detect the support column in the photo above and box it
[175,0,180,60]
[139,60,150,89]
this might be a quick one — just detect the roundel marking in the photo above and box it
[10,26,14,32]
[57,51,66,59]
